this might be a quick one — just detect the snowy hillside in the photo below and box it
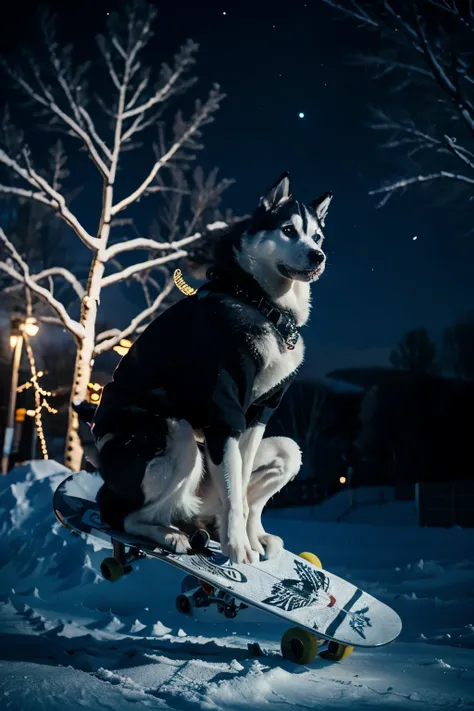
[0,461,473,710]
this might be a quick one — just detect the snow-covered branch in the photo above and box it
[0,227,84,339]
[370,171,474,206]
[2,266,85,299]
[122,40,199,119]
[38,315,65,327]
[101,250,187,287]
[410,2,474,136]
[1,55,111,178]
[111,86,224,215]
[93,278,174,356]
[319,0,474,205]
[103,227,220,261]
[0,184,53,207]
[0,149,99,250]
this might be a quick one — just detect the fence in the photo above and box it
[415,480,474,528]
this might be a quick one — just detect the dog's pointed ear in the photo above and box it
[310,191,333,226]
[260,172,292,211]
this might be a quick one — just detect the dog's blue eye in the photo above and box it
[282,225,298,238]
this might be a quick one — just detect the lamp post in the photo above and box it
[1,316,39,475]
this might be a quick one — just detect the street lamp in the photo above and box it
[1,315,39,475]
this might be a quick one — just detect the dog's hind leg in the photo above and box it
[123,513,190,553]
[124,419,203,552]
[246,437,302,559]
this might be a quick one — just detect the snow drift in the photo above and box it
[0,460,473,710]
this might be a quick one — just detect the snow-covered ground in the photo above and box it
[0,461,473,710]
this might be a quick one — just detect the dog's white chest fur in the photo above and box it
[250,325,304,400]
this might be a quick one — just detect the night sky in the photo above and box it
[1,0,473,378]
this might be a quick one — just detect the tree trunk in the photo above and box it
[64,257,104,470]
[64,336,93,470]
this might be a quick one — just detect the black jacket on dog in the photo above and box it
[93,282,294,447]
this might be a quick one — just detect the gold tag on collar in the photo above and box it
[173,269,197,296]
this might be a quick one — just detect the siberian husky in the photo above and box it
[90,172,332,564]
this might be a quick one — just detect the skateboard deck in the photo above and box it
[53,472,402,651]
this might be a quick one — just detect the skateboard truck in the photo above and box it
[100,528,211,583]
[176,574,248,618]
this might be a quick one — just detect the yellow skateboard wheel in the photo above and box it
[100,556,125,582]
[281,627,319,664]
[320,641,354,661]
[298,552,322,568]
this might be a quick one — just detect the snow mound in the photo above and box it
[270,486,419,526]
[0,460,473,710]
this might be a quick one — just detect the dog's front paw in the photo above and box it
[221,517,254,564]
[221,539,253,565]
[258,533,284,560]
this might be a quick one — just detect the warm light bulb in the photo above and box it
[113,339,133,356]
[339,476,347,484]
[113,346,129,356]
[24,318,39,336]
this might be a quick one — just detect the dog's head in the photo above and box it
[239,172,332,284]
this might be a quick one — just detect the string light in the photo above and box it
[22,335,58,460]
[17,371,53,396]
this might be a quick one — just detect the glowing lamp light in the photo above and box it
[113,338,133,357]
[10,335,18,349]
[87,382,103,405]
[23,317,39,337]
[339,476,347,484]
[298,112,305,119]
[15,408,27,423]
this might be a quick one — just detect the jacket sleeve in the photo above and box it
[246,373,294,427]
[206,345,258,439]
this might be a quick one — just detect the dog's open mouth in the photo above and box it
[277,264,323,282]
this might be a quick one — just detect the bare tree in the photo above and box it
[390,328,437,375]
[441,319,474,381]
[320,0,474,206]
[0,2,231,469]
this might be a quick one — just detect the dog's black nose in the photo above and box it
[307,250,325,266]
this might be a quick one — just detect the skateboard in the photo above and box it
[53,471,402,665]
